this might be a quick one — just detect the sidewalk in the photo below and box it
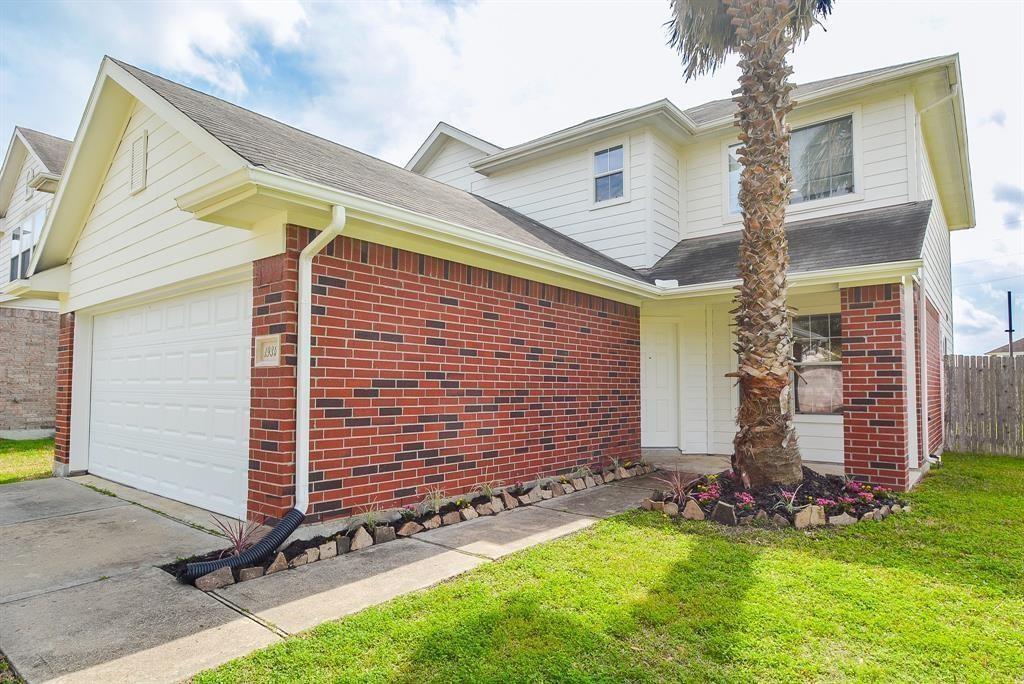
[1,471,676,683]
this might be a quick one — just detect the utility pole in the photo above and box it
[1008,291,1016,359]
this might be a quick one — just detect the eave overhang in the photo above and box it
[177,168,924,306]
[0,264,69,301]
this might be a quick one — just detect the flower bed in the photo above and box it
[165,460,654,590]
[645,467,908,529]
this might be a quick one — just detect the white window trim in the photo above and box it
[589,137,630,209]
[721,106,863,225]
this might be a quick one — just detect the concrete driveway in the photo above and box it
[0,478,275,683]
[0,472,670,683]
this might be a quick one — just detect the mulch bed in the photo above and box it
[652,466,908,526]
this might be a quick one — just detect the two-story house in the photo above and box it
[26,54,970,524]
[0,127,72,438]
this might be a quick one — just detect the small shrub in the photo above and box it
[773,485,806,515]
[656,471,690,502]
[358,501,382,529]
[422,487,446,514]
[211,515,266,559]
[472,480,503,498]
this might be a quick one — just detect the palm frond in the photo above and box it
[666,0,835,81]
[666,0,736,80]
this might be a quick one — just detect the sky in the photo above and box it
[1,0,1021,354]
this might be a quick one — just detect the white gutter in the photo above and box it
[295,205,347,513]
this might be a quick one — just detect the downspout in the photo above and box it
[295,205,347,514]
[182,206,347,583]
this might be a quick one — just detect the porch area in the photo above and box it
[639,280,937,490]
[642,448,844,478]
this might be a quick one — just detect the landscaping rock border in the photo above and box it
[171,461,655,590]
[644,486,909,530]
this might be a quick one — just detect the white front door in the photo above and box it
[641,321,678,447]
[88,281,252,518]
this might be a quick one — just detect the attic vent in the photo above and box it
[130,131,148,194]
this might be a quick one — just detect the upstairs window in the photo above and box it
[792,313,843,415]
[593,144,624,203]
[728,114,855,214]
[8,209,44,282]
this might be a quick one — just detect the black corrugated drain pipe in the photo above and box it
[180,508,305,583]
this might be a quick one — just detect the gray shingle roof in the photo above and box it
[111,59,645,282]
[643,201,932,286]
[17,127,72,174]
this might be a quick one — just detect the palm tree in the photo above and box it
[667,0,834,489]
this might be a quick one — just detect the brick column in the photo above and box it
[248,229,302,522]
[53,312,75,472]
[840,284,912,489]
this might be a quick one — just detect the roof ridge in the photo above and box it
[15,126,73,145]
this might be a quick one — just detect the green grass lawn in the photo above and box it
[0,438,54,485]
[198,453,1024,683]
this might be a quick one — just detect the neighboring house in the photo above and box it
[985,337,1023,357]
[27,54,970,524]
[0,127,72,438]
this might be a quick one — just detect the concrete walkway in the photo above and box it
[1,473,675,683]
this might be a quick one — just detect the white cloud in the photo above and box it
[1,0,1022,354]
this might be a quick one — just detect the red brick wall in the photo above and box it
[53,312,75,465]
[840,284,911,489]
[249,226,641,523]
[248,233,301,521]
[0,308,59,431]
[925,298,943,453]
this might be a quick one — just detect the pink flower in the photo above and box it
[735,492,756,509]
[815,498,836,508]
[838,496,857,505]
[845,481,863,493]
[859,492,874,502]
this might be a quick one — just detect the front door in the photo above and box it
[641,321,678,447]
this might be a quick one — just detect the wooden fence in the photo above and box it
[944,355,1023,456]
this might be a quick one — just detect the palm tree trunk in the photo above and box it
[727,0,803,489]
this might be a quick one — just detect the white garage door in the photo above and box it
[89,281,252,518]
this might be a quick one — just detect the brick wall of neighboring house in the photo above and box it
[249,226,641,523]
[53,312,75,465]
[925,298,943,453]
[840,284,912,489]
[0,308,59,432]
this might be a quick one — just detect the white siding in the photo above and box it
[917,126,953,338]
[681,94,912,239]
[649,131,681,262]
[418,137,488,191]
[708,304,739,454]
[65,101,283,312]
[678,306,709,452]
[1,153,54,287]
[470,130,653,269]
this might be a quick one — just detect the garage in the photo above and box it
[87,281,252,518]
